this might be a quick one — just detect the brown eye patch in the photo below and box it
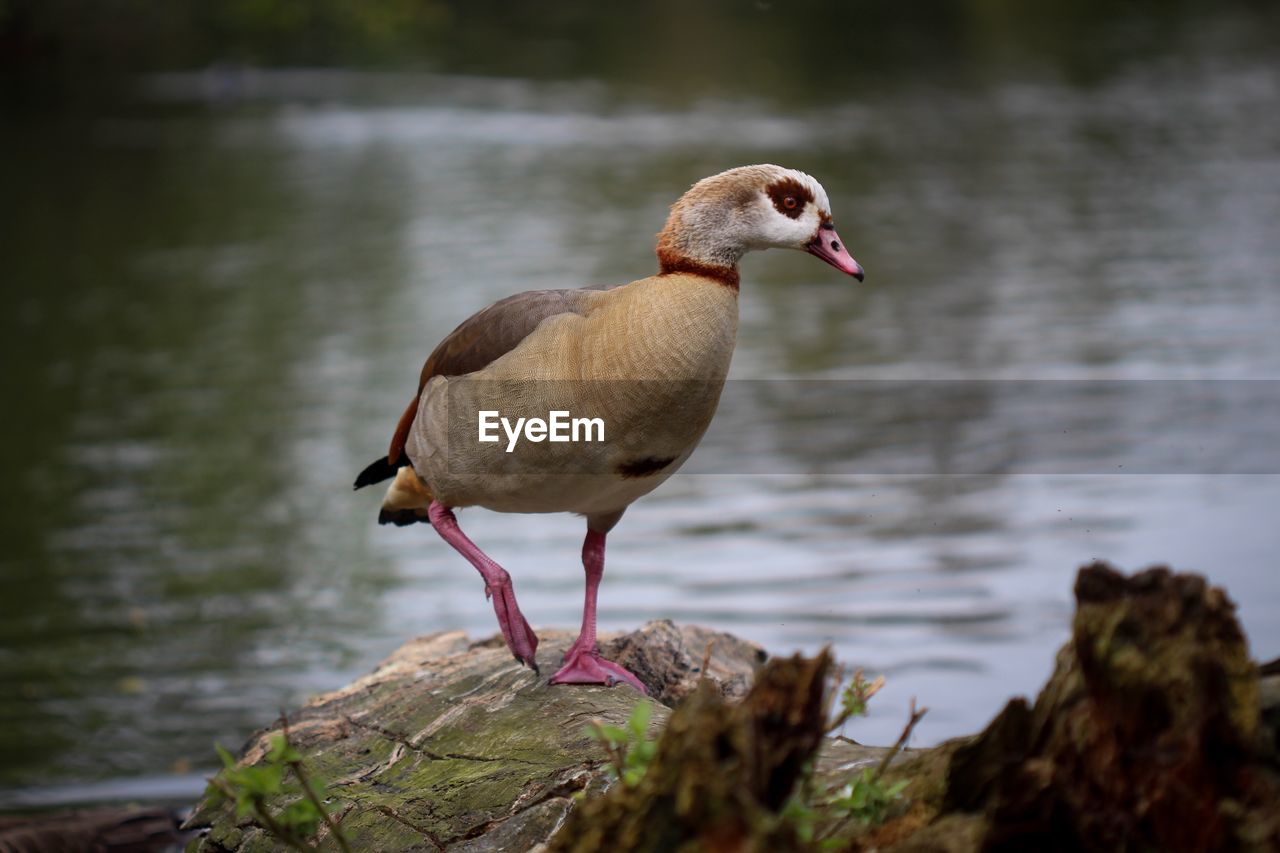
[766,177,814,220]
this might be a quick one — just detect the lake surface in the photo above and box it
[2,17,1280,806]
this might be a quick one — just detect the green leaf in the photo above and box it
[228,763,284,797]
[841,692,867,719]
[267,734,303,765]
[782,795,816,842]
[216,744,238,770]
[203,781,227,808]
[592,702,663,789]
[627,701,651,736]
[233,793,257,819]
[306,774,330,794]
[632,738,656,758]
[280,798,321,837]
[595,724,628,744]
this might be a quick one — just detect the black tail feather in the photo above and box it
[353,455,404,490]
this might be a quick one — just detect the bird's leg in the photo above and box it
[427,502,539,672]
[563,530,605,660]
[550,529,647,693]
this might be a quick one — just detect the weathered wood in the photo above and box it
[0,807,182,852]
[939,563,1280,851]
[183,620,844,851]
[548,650,834,852]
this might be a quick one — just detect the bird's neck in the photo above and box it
[656,248,740,291]
[654,205,743,292]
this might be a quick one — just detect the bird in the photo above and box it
[354,164,863,692]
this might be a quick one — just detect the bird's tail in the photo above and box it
[374,466,434,527]
[353,455,405,490]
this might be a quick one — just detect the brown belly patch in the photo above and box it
[616,456,678,478]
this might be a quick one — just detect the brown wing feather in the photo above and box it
[386,288,599,463]
[386,397,420,463]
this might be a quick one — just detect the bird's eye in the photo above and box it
[783,196,799,210]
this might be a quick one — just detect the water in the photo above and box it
[3,18,1280,806]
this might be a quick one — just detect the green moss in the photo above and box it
[187,632,666,850]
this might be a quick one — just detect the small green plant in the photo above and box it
[826,768,911,828]
[784,670,926,848]
[206,722,351,853]
[830,670,886,733]
[781,788,822,845]
[587,700,659,788]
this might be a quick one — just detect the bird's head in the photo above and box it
[657,164,864,282]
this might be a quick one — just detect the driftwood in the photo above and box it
[183,563,1280,851]
[0,807,182,852]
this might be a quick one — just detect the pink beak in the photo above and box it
[806,226,865,280]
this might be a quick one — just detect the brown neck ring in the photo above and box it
[656,248,740,291]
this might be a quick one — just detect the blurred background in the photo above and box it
[2,0,1279,810]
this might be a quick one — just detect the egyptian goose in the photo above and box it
[354,165,863,691]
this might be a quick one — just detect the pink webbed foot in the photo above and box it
[486,577,540,673]
[550,645,647,693]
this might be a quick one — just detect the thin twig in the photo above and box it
[872,698,928,782]
[253,796,315,853]
[292,763,352,853]
[281,712,352,853]
[587,720,627,778]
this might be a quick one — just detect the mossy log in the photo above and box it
[185,564,1280,852]
[184,621,888,851]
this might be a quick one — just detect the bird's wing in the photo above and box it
[389,288,603,465]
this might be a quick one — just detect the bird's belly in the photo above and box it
[442,462,686,516]
[407,373,722,514]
